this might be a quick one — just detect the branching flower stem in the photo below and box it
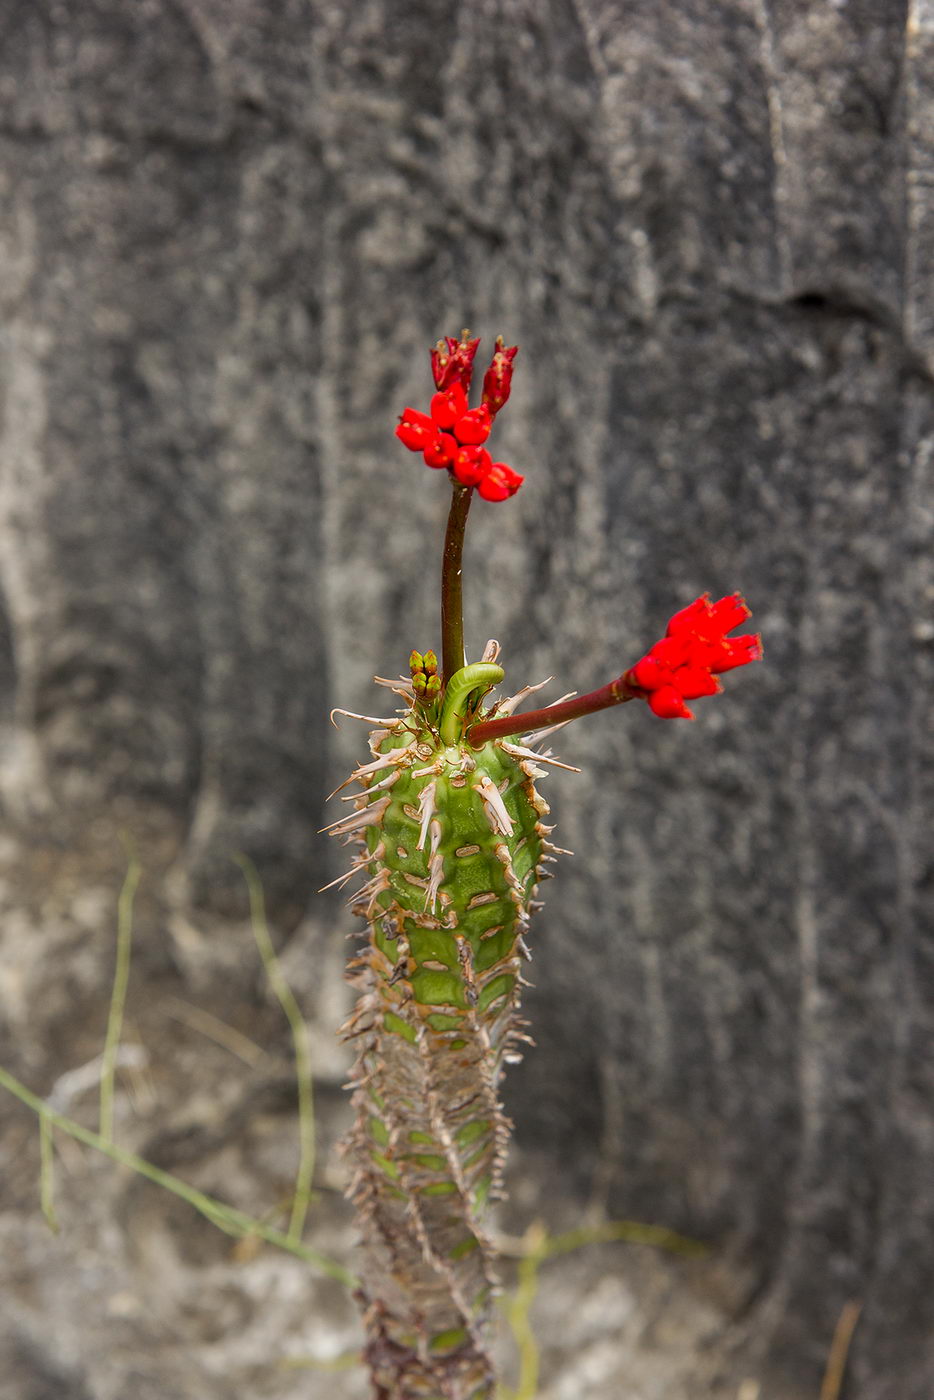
[469,674,638,746]
[441,480,474,683]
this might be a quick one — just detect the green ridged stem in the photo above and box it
[338,689,555,1398]
[439,664,505,746]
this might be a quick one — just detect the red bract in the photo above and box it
[430,385,468,429]
[625,594,762,719]
[423,432,458,470]
[395,408,437,453]
[453,446,492,487]
[478,462,523,502]
[431,335,480,392]
[647,685,694,720]
[482,337,518,415]
[396,333,524,502]
[452,405,492,446]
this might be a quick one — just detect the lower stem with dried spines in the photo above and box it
[334,676,558,1399]
[344,954,517,1399]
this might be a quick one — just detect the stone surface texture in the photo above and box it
[1,2,932,1398]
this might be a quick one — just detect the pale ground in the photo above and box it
[0,823,789,1400]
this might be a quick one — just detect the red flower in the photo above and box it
[625,594,762,719]
[396,333,524,502]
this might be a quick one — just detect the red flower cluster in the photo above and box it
[625,594,763,719]
[396,333,523,502]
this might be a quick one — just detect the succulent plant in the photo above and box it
[329,333,762,1400]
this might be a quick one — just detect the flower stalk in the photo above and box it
[440,481,473,683]
[469,592,763,743]
[468,673,636,745]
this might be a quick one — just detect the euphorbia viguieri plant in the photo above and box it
[330,331,762,1400]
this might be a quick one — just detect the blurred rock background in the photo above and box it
[0,2,931,1397]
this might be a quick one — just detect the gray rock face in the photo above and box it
[1,3,931,1398]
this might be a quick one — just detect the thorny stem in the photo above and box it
[468,673,638,746]
[441,480,473,684]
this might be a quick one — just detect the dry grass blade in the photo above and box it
[820,1300,862,1400]
[163,996,270,1069]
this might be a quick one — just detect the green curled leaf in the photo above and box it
[439,664,505,746]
